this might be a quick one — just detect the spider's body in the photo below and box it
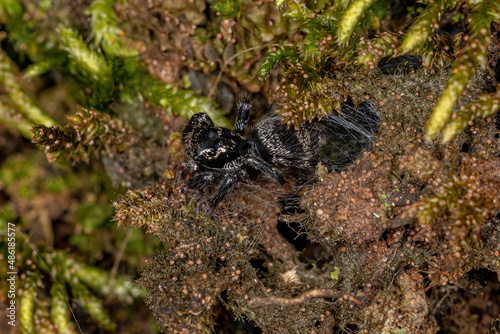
[183,100,284,206]
[185,120,247,170]
[183,98,380,207]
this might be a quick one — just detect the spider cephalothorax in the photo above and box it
[182,98,380,207]
[183,99,284,206]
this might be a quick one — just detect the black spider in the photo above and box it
[182,98,381,207]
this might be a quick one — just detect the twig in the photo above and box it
[248,288,360,307]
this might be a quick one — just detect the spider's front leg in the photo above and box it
[234,98,252,136]
[188,170,215,190]
[208,173,238,207]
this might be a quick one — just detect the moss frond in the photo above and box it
[72,261,145,303]
[258,46,300,78]
[72,283,117,331]
[282,1,338,34]
[33,300,56,334]
[0,99,33,138]
[425,0,500,141]
[441,86,500,143]
[112,180,183,229]
[337,0,378,46]
[420,33,461,68]
[0,48,55,135]
[273,64,347,127]
[136,75,230,127]
[0,0,23,18]
[425,61,475,140]
[355,32,400,68]
[85,0,138,57]
[20,276,37,334]
[31,106,136,163]
[59,25,112,81]
[399,1,448,53]
[48,251,137,331]
[24,60,58,79]
[274,0,287,9]
[417,157,500,253]
[50,285,77,334]
[211,0,241,19]
[59,25,114,107]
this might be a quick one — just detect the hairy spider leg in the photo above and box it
[246,155,285,185]
[208,173,239,207]
[234,98,252,136]
[188,171,215,190]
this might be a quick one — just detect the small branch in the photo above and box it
[248,289,360,307]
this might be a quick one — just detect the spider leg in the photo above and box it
[235,98,252,136]
[188,171,215,190]
[208,173,238,207]
[246,155,285,185]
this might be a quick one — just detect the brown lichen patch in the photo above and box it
[477,215,500,275]
[114,179,346,333]
[396,270,429,328]
[302,155,393,246]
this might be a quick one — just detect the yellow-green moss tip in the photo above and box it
[425,0,498,141]
[20,278,37,334]
[0,100,33,138]
[58,25,113,84]
[51,285,76,334]
[73,284,117,331]
[274,0,286,9]
[355,33,400,68]
[425,65,473,141]
[441,88,500,143]
[337,0,377,45]
[400,1,445,53]
[85,0,138,57]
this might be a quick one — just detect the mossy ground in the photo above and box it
[114,65,499,333]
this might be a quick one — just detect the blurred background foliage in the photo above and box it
[0,0,499,333]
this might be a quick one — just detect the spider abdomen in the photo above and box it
[251,101,381,172]
[251,117,322,168]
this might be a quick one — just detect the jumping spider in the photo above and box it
[183,98,380,207]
